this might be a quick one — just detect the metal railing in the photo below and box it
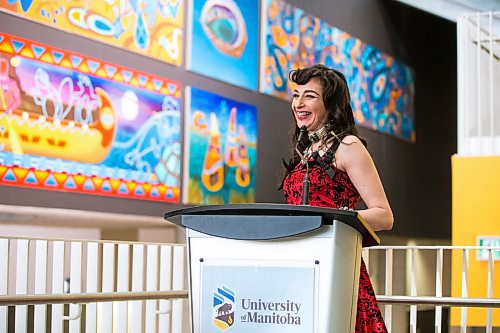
[458,11,500,156]
[0,236,187,333]
[363,245,500,333]
[1,235,499,332]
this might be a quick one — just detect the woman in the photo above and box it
[281,64,393,333]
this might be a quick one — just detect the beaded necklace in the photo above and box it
[304,126,342,161]
[308,126,328,143]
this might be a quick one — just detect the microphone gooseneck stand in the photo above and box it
[301,158,310,205]
[294,126,311,205]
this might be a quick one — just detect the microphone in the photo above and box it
[293,126,311,205]
[293,125,308,163]
[296,125,307,144]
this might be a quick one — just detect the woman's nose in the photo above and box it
[295,96,305,107]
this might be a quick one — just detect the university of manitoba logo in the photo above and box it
[212,286,235,331]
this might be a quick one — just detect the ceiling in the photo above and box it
[393,0,500,22]
[452,0,500,12]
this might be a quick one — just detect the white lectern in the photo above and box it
[164,203,379,333]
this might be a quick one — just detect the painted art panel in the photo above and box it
[184,86,257,204]
[187,0,258,90]
[0,0,184,66]
[0,33,182,202]
[260,0,415,142]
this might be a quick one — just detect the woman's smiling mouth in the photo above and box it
[296,111,312,120]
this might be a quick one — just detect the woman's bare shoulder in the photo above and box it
[335,135,370,170]
[340,135,363,145]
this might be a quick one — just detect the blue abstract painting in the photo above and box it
[260,0,415,142]
[187,0,259,91]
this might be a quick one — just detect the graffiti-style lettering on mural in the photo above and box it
[260,0,415,142]
[0,0,184,65]
[0,33,182,202]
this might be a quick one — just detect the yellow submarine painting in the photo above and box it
[0,33,182,202]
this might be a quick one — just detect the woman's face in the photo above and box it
[291,78,328,133]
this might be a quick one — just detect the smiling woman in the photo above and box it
[291,78,328,133]
[281,64,393,333]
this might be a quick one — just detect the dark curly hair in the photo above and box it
[286,64,365,167]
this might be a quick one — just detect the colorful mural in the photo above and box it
[0,0,184,66]
[0,33,182,202]
[184,86,257,204]
[187,0,258,90]
[260,0,416,142]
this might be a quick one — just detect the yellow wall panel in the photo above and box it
[451,155,500,327]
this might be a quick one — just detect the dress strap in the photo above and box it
[310,151,336,180]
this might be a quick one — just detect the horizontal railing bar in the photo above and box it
[0,290,189,306]
[369,246,500,250]
[377,296,500,308]
[0,236,187,248]
[473,38,500,43]
[6,293,499,308]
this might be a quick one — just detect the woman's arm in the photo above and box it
[335,135,393,231]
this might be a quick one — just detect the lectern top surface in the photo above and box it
[164,203,380,247]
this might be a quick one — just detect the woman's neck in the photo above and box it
[308,126,328,143]
[305,138,333,159]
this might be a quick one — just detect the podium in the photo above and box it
[164,203,379,333]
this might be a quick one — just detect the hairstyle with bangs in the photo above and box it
[286,64,364,169]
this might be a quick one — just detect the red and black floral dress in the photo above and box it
[282,152,388,333]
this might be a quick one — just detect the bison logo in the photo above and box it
[212,286,235,331]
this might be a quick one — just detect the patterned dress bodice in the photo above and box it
[283,157,360,209]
